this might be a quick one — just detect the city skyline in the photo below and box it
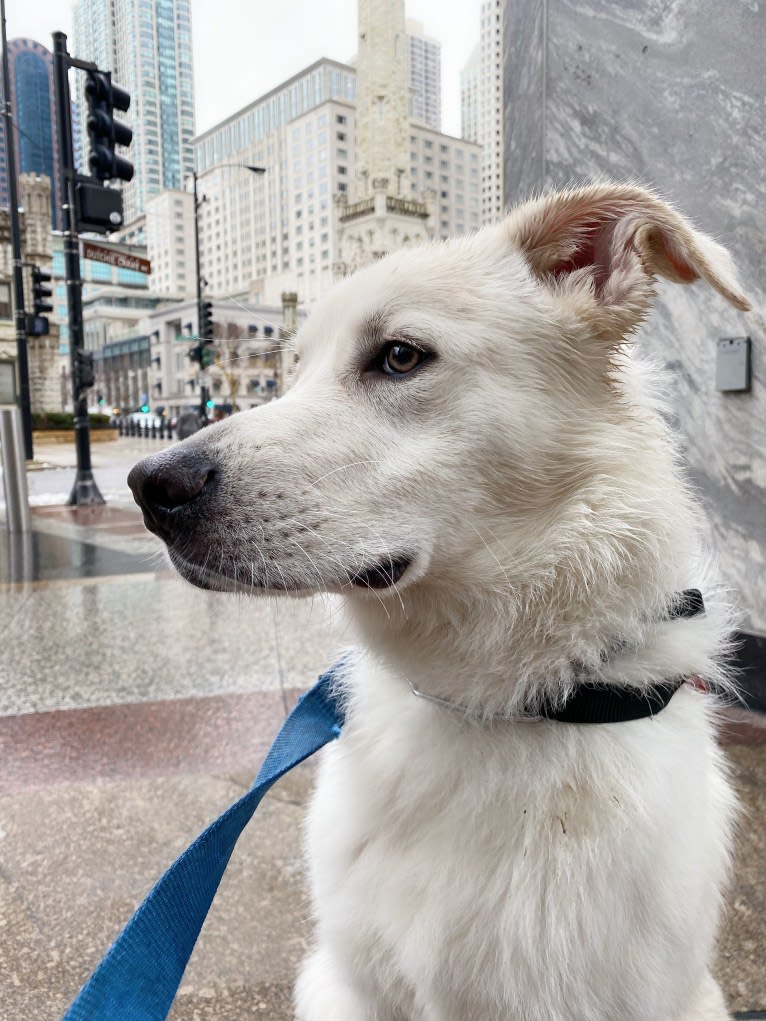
[4,0,482,140]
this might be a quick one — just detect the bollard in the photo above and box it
[151,420,157,439]
[0,405,32,533]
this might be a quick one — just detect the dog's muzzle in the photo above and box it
[128,448,217,544]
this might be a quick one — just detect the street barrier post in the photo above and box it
[0,405,32,533]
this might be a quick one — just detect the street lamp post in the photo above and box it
[192,163,265,424]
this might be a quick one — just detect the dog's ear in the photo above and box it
[507,183,750,339]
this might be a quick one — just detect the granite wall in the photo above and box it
[503,0,765,637]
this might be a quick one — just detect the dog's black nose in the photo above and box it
[128,449,216,538]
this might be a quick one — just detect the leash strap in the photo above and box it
[62,668,345,1021]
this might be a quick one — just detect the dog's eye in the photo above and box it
[379,342,427,377]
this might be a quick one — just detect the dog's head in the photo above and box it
[129,184,749,612]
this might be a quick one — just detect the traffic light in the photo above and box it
[27,265,53,336]
[188,343,203,365]
[200,344,214,368]
[75,348,95,390]
[85,70,134,183]
[199,300,214,341]
[32,266,53,316]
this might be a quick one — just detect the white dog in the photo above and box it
[129,184,750,1021]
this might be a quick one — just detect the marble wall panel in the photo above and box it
[503,0,765,632]
[503,0,546,202]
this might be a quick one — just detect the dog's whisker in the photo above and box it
[286,535,328,591]
[356,521,405,618]
[309,460,386,487]
[279,517,361,588]
[468,520,515,595]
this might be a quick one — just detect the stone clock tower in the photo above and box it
[334,0,434,276]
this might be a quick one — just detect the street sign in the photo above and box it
[82,240,151,275]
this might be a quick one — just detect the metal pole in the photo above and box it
[192,170,209,425]
[1,0,33,460]
[52,31,104,505]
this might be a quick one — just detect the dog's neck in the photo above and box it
[345,571,720,721]
[403,589,704,723]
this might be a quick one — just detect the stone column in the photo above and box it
[279,291,299,396]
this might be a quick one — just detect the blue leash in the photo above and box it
[62,666,345,1021]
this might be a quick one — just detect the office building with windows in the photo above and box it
[407,19,441,130]
[72,0,195,230]
[461,0,504,225]
[191,59,479,306]
[145,188,195,295]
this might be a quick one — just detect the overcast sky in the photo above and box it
[5,0,481,138]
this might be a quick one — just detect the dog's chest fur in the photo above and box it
[305,660,734,1021]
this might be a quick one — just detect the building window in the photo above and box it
[0,281,11,319]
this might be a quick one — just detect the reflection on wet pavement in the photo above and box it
[0,506,156,584]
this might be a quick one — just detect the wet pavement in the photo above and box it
[0,437,764,1019]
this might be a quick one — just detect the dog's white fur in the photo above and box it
[160,185,751,1019]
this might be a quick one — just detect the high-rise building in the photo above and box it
[145,188,195,295]
[72,0,195,231]
[460,43,480,146]
[461,0,504,225]
[407,19,441,131]
[0,39,62,228]
[189,58,480,306]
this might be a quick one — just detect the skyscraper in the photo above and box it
[72,0,195,229]
[407,19,441,131]
[461,0,504,225]
[0,39,62,228]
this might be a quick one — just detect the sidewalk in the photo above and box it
[0,442,764,1018]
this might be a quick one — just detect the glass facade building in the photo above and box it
[0,39,62,228]
[72,0,195,228]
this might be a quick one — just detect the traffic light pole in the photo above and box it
[191,164,264,425]
[191,170,210,425]
[52,31,104,506]
[1,0,34,459]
